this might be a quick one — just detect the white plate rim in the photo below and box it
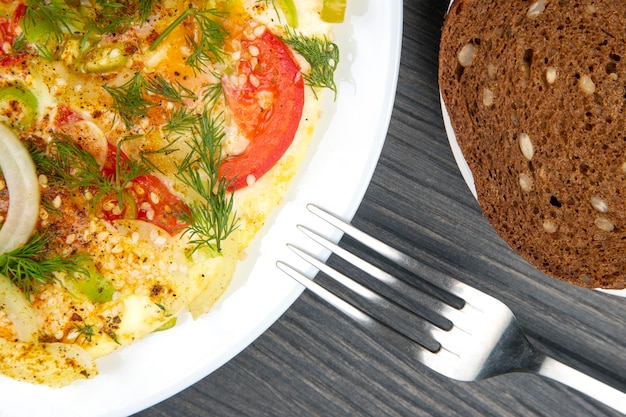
[0,1,404,416]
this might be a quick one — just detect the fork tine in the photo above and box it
[297,225,456,330]
[277,260,377,331]
[293,224,484,335]
[285,244,444,352]
[277,250,470,370]
[306,204,465,309]
[276,260,438,357]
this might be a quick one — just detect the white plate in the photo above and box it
[1,2,403,416]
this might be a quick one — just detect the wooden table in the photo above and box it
[137,1,626,416]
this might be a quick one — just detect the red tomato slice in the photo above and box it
[50,107,188,235]
[0,4,26,54]
[131,174,188,234]
[54,103,83,126]
[99,145,188,235]
[0,54,26,67]
[220,28,305,190]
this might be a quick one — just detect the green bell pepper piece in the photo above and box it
[154,317,177,332]
[321,0,346,23]
[80,42,129,73]
[71,260,116,303]
[0,84,39,129]
[275,0,298,27]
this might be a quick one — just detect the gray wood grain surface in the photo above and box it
[136,1,626,416]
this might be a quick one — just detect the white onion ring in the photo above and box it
[0,272,38,342]
[0,123,40,255]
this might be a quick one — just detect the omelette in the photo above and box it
[0,0,344,387]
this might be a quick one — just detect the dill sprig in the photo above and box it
[74,322,96,344]
[257,0,280,21]
[164,107,202,135]
[174,111,237,253]
[185,15,227,73]
[34,137,103,189]
[282,28,340,99]
[58,0,159,48]
[105,73,200,128]
[135,0,156,24]
[112,136,153,190]
[23,1,79,39]
[91,0,157,33]
[23,0,81,59]
[149,7,228,73]
[202,78,223,108]
[11,33,28,54]
[104,72,157,128]
[37,136,151,210]
[0,232,89,295]
[146,75,197,104]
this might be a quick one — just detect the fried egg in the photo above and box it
[0,0,335,387]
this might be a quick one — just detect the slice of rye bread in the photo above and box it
[439,0,626,289]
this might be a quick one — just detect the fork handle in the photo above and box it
[538,356,626,413]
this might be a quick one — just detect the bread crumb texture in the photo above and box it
[439,0,626,289]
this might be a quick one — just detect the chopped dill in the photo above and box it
[23,0,81,59]
[149,7,228,73]
[105,329,121,345]
[103,72,157,128]
[282,28,340,99]
[146,75,197,104]
[164,107,202,135]
[0,232,89,296]
[202,79,223,109]
[36,136,151,211]
[155,302,173,317]
[11,33,28,54]
[256,0,298,27]
[90,0,157,34]
[174,111,237,253]
[74,322,96,344]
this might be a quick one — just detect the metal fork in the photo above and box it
[277,204,626,414]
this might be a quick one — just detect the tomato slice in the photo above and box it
[50,106,188,234]
[220,27,304,190]
[0,4,25,52]
[131,174,188,234]
[53,103,83,126]
[99,145,188,235]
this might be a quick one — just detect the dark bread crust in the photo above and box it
[439,0,626,289]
